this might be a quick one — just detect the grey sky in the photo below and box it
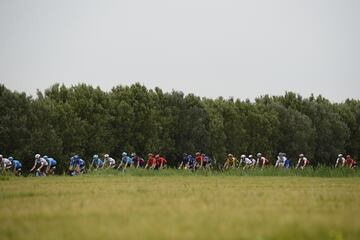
[0,0,359,102]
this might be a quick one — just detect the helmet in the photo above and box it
[196,152,200,155]
[93,154,98,159]
[257,153,262,157]
[148,153,153,156]
[299,154,304,158]
[43,155,48,159]
[8,156,13,161]
[227,153,232,157]
[35,154,41,159]
[131,153,136,157]
[104,154,109,158]
[0,154,3,158]
[74,155,79,159]
[122,152,127,156]
[201,153,205,156]
[155,154,160,158]
[241,155,246,158]
[346,155,351,158]
[338,154,343,157]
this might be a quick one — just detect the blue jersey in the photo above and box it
[91,158,97,166]
[79,159,85,167]
[70,157,76,166]
[204,156,210,163]
[284,159,291,168]
[122,156,133,164]
[182,155,189,164]
[98,159,104,167]
[187,155,195,167]
[70,157,81,167]
[47,158,57,166]
[13,160,22,169]
[92,158,103,167]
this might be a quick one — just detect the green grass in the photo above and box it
[85,166,360,177]
[1,174,360,240]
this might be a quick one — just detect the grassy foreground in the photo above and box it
[1,175,360,240]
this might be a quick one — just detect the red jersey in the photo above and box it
[147,157,156,166]
[346,158,357,168]
[156,157,167,166]
[195,155,203,163]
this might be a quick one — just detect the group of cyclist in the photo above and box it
[0,155,23,176]
[0,151,357,176]
[223,153,271,170]
[0,153,57,176]
[335,154,357,169]
[178,152,212,170]
[67,152,168,175]
[222,152,357,170]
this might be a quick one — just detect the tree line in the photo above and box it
[1,83,359,172]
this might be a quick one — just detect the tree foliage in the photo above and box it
[1,84,358,171]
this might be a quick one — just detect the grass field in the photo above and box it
[1,173,360,240]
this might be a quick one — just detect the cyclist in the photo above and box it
[296,154,310,169]
[345,155,357,169]
[224,154,237,169]
[118,152,133,170]
[1,155,12,173]
[178,153,189,169]
[335,154,346,168]
[202,153,212,169]
[256,153,269,168]
[103,154,116,168]
[155,154,168,169]
[91,155,104,170]
[9,157,22,176]
[240,155,254,169]
[131,153,145,168]
[145,153,157,169]
[44,155,57,174]
[195,152,204,169]
[30,154,48,176]
[275,152,285,168]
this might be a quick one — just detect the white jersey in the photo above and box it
[108,157,115,165]
[241,158,253,165]
[336,157,345,163]
[275,156,286,167]
[35,158,48,166]
[2,158,12,167]
[277,156,285,163]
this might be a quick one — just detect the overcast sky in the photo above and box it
[0,0,359,102]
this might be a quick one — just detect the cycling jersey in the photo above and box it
[147,157,156,166]
[122,156,133,164]
[47,158,57,166]
[257,157,269,165]
[2,158,12,168]
[35,158,48,166]
[156,157,167,166]
[108,157,116,165]
[240,157,252,165]
[12,160,22,169]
